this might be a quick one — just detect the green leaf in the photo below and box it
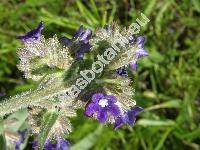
[90,0,100,20]
[155,128,172,150]
[144,100,181,111]
[76,0,99,26]
[38,110,58,149]
[70,125,103,150]
[137,119,175,126]
[192,0,200,12]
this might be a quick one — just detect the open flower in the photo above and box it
[114,106,143,129]
[17,22,44,44]
[60,25,92,59]
[85,93,121,123]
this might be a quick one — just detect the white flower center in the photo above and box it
[98,99,108,107]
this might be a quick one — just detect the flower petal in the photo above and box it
[108,104,121,117]
[124,106,143,125]
[97,108,108,123]
[130,60,137,71]
[56,138,70,150]
[130,106,143,116]
[85,102,99,116]
[104,95,117,103]
[135,48,148,58]
[60,37,72,45]
[114,117,125,129]
[44,139,56,150]
[80,29,92,43]
[32,141,39,148]
[76,43,92,59]
[136,36,145,48]
[17,22,44,44]
[73,25,84,40]
[92,93,104,103]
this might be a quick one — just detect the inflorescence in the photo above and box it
[1,21,148,149]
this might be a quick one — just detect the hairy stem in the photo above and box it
[0,74,69,117]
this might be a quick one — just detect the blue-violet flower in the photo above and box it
[85,93,121,123]
[129,36,148,71]
[17,22,44,44]
[114,106,143,129]
[33,138,70,150]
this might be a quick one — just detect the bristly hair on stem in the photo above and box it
[0,21,148,149]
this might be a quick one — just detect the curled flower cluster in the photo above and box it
[1,21,148,149]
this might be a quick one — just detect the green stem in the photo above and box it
[0,74,68,117]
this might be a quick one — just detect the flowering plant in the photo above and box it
[0,22,148,149]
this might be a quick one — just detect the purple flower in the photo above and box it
[73,25,84,40]
[76,43,92,59]
[130,60,137,71]
[33,138,70,150]
[116,66,128,76]
[85,93,121,123]
[128,36,148,71]
[114,106,143,129]
[136,36,145,48]
[15,129,27,150]
[32,141,39,148]
[56,137,70,150]
[60,25,92,59]
[44,139,56,150]
[135,36,148,58]
[80,29,92,44]
[17,22,44,44]
[135,49,148,58]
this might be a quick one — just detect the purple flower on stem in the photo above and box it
[32,141,39,148]
[135,36,148,58]
[72,25,84,40]
[80,29,92,44]
[17,22,44,44]
[56,137,70,150]
[114,106,143,129]
[136,36,145,48]
[15,129,27,150]
[33,138,70,150]
[135,49,148,58]
[44,139,56,150]
[85,93,121,123]
[129,36,148,71]
[60,25,92,59]
[130,60,137,71]
[76,43,92,59]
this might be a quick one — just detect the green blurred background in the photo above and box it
[0,0,200,149]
